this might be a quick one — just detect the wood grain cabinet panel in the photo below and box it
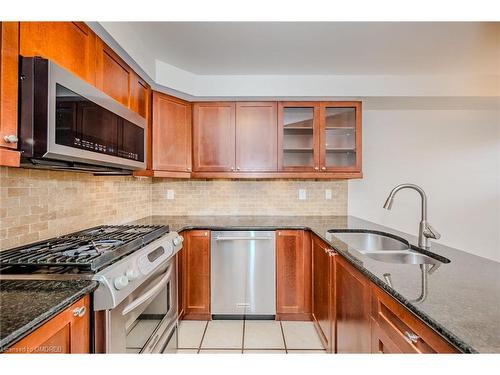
[95,39,132,107]
[20,22,96,84]
[152,92,192,172]
[181,230,211,320]
[276,230,311,320]
[192,102,236,172]
[130,73,151,119]
[312,235,334,351]
[371,285,459,353]
[235,102,277,172]
[335,256,371,353]
[0,22,19,152]
[6,295,90,354]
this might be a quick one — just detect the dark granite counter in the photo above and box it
[0,280,98,351]
[130,215,500,353]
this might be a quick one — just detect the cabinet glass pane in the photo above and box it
[283,107,314,167]
[324,107,356,168]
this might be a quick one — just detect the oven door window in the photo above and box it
[123,267,174,353]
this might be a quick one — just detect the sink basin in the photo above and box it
[331,231,410,252]
[363,251,439,265]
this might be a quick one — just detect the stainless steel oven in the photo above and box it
[100,256,178,353]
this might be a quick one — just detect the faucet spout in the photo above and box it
[383,183,440,250]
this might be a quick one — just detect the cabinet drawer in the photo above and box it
[371,285,458,353]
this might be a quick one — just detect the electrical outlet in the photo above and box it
[298,189,307,200]
[166,189,175,200]
[325,189,332,200]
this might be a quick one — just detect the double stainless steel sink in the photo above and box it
[328,231,444,266]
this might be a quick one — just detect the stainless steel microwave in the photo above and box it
[18,57,147,174]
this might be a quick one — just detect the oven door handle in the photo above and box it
[121,265,173,316]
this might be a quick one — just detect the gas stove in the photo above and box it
[0,225,170,273]
[0,224,184,353]
[0,224,184,310]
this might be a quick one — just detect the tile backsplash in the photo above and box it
[0,167,152,250]
[151,179,347,216]
[1,167,347,250]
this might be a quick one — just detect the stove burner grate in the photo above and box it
[0,225,168,272]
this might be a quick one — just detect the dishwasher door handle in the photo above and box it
[214,236,274,241]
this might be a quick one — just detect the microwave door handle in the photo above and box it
[121,265,173,316]
[214,236,273,241]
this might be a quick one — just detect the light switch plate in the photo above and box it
[166,189,175,200]
[298,189,307,200]
[325,189,332,200]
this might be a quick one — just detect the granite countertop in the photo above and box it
[130,215,500,353]
[0,280,98,351]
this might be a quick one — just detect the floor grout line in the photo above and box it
[196,321,209,354]
[279,321,288,354]
[241,318,246,353]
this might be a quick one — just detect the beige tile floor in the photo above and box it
[177,320,326,354]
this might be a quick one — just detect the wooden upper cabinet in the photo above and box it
[6,295,90,354]
[312,235,334,351]
[193,102,236,172]
[95,38,132,108]
[319,102,362,173]
[335,256,371,353]
[20,22,96,84]
[152,92,191,172]
[235,102,277,172]
[278,102,321,172]
[182,230,211,320]
[276,230,312,319]
[130,73,151,119]
[0,22,20,157]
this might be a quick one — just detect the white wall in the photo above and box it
[348,107,500,262]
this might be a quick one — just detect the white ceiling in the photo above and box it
[100,22,500,76]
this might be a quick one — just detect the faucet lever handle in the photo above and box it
[423,223,441,240]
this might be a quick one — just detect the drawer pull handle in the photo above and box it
[72,306,86,318]
[403,331,420,344]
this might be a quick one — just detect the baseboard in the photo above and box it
[276,313,313,321]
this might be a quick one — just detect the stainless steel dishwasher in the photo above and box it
[211,231,276,318]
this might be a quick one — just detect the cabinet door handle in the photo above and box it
[321,166,326,171]
[72,306,86,318]
[230,167,234,171]
[314,166,319,171]
[236,167,240,171]
[3,135,18,143]
[403,331,420,344]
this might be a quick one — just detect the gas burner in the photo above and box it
[81,227,121,237]
[123,227,155,234]
[61,239,125,258]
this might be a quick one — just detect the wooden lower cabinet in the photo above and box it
[276,230,312,320]
[371,285,458,353]
[179,230,211,320]
[335,255,371,353]
[312,235,334,351]
[6,295,90,354]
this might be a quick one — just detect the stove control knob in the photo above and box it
[114,275,129,290]
[126,268,140,281]
[173,235,184,246]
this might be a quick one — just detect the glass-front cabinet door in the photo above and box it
[278,102,320,171]
[320,102,361,172]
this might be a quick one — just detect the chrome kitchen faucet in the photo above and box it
[383,183,441,250]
